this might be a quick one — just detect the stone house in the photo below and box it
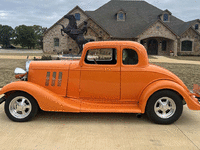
[43,0,200,56]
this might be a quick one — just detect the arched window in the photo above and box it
[75,13,80,21]
[54,38,59,47]
[181,40,192,51]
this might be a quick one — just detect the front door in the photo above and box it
[80,47,120,102]
[147,39,158,55]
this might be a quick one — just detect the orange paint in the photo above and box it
[0,41,200,113]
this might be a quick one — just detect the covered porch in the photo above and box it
[139,37,177,56]
[138,37,177,56]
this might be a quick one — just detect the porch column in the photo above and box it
[174,40,178,56]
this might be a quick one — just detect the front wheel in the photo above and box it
[5,92,39,122]
[146,90,183,124]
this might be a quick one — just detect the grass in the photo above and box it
[0,59,26,88]
[152,62,200,90]
[0,59,199,90]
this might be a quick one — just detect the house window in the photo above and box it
[54,38,59,47]
[163,14,168,21]
[118,12,125,21]
[195,24,199,30]
[162,41,167,51]
[181,40,192,51]
[75,13,80,21]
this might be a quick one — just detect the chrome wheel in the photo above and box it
[9,96,32,119]
[154,97,176,119]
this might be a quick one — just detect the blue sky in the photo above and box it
[0,0,199,28]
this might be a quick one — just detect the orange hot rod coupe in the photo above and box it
[0,41,200,124]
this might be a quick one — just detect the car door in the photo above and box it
[120,46,146,102]
[80,46,120,102]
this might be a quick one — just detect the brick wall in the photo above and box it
[43,7,89,54]
[138,21,177,41]
[178,28,200,56]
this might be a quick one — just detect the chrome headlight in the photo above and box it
[14,68,27,79]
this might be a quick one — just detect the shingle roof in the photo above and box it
[85,0,198,38]
[175,19,200,35]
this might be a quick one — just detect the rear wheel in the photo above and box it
[146,90,183,124]
[5,92,38,122]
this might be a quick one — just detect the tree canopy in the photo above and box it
[0,25,14,48]
[0,24,46,49]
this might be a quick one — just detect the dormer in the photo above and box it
[193,19,200,33]
[159,9,172,22]
[116,9,126,21]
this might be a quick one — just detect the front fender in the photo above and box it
[0,81,80,112]
[139,80,200,113]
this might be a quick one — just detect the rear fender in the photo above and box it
[139,80,200,113]
[0,81,80,112]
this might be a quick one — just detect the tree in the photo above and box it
[0,25,14,48]
[14,25,37,49]
[0,24,2,45]
[32,25,47,49]
[14,25,47,49]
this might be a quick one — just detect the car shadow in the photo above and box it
[34,110,151,124]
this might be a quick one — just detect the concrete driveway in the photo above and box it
[0,99,200,149]
[1,55,200,149]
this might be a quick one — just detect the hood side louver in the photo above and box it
[45,72,63,87]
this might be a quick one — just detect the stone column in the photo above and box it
[174,40,178,56]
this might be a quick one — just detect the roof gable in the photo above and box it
[44,6,89,35]
[85,0,185,38]
[137,19,177,40]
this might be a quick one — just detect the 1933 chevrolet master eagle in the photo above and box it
[0,41,200,124]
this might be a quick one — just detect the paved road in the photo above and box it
[0,49,43,54]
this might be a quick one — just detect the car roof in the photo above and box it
[83,41,149,67]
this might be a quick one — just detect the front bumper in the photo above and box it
[0,96,6,104]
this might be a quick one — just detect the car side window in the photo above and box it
[85,48,117,65]
[122,49,138,65]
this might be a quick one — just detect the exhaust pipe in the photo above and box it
[136,113,142,118]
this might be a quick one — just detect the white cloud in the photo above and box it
[0,0,199,28]
[45,12,59,21]
[0,11,9,18]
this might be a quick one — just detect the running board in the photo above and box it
[81,102,142,113]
